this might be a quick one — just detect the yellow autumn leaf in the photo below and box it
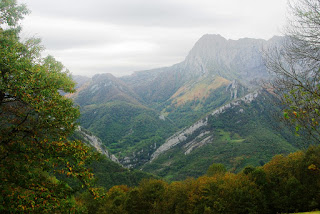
[308,164,317,171]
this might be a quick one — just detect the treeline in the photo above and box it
[90,156,156,190]
[80,145,320,214]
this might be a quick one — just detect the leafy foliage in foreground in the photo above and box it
[82,145,320,214]
[0,1,98,212]
[265,0,320,141]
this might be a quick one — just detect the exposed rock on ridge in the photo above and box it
[121,34,282,103]
[77,126,121,164]
[150,119,208,161]
[149,90,261,162]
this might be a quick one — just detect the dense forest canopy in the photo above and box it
[1,0,320,213]
[81,146,320,214]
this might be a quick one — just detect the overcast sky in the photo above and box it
[18,0,288,77]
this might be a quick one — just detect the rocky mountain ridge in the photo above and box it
[71,73,143,107]
[149,89,260,162]
[70,34,302,180]
[75,127,121,164]
[120,34,282,103]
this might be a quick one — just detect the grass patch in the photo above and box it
[217,129,245,143]
[171,76,230,106]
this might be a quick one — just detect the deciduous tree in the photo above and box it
[265,0,320,143]
[0,0,97,212]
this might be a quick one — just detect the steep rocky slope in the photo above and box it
[71,34,302,180]
[71,127,156,189]
[74,126,120,164]
[142,89,302,180]
[120,34,282,103]
[150,90,261,162]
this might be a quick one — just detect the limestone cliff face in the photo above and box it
[183,34,270,81]
[72,34,285,174]
[121,34,282,103]
[118,78,249,168]
[149,90,261,162]
[77,127,120,164]
[151,119,208,161]
[119,142,157,168]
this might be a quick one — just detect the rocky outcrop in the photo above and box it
[150,119,208,161]
[182,34,271,81]
[184,132,212,155]
[121,34,280,103]
[227,80,239,99]
[211,91,259,116]
[72,34,284,173]
[77,127,121,164]
[149,90,260,161]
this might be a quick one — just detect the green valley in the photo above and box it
[2,0,320,213]
[71,35,305,181]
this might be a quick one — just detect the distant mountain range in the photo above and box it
[69,34,304,181]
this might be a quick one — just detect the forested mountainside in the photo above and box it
[83,146,320,214]
[142,89,304,180]
[4,0,320,213]
[70,128,156,189]
[70,34,302,180]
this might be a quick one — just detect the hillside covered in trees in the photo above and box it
[81,146,320,214]
[1,0,320,213]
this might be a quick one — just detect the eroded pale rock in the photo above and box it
[149,90,261,162]
[78,127,120,164]
[150,119,208,161]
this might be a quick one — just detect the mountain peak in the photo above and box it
[73,72,142,106]
[92,73,116,82]
[198,34,227,42]
[121,34,283,103]
[189,34,227,53]
[183,34,269,81]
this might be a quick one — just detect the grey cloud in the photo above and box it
[21,17,126,50]
[18,0,288,77]
[36,37,106,50]
[22,0,241,28]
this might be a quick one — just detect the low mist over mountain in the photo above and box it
[70,34,301,180]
